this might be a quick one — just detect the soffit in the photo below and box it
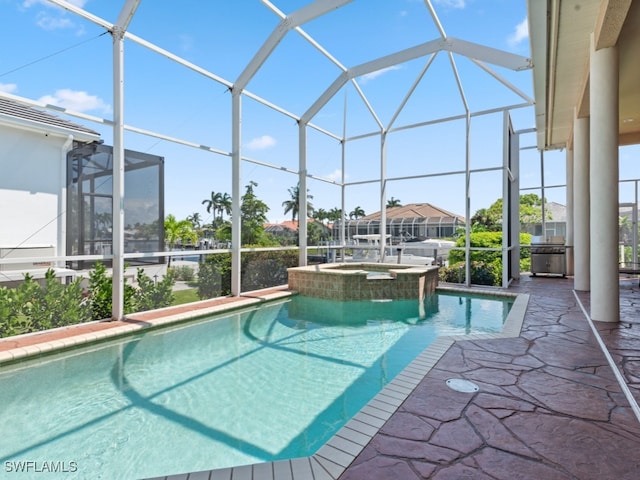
[530,0,640,150]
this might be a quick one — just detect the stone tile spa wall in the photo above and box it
[287,263,439,301]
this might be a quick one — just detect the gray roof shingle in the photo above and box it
[0,96,100,137]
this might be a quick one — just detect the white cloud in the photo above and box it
[35,11,74,30]
[326,169,347,182]
[23,0,88,8]
[508,17,529,47]
[23,0,88,32]
[434,0,466,9]
[38,89,111,114]
[360,65,402,84]
[0,83,18,93]
[246,135,276,150]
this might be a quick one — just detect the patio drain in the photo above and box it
[446,378,479,393]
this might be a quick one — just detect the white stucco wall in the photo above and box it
[0,126,69,254]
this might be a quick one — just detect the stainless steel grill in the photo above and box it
[531,243,566,277]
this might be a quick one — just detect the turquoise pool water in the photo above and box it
[0,293,512,479]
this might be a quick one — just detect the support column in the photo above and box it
[379,130,387,260]
[565,147,574,275]
[111,27,125,320]
[590,42,619,322]
[573,116,590,291]
[230,91,242,296]
[298,123,307,266]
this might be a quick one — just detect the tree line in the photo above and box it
[165,183,405,249]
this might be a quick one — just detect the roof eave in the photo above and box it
[0,113,101,144]
[527,0,550,151]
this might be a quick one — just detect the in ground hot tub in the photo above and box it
[287,262,439,301]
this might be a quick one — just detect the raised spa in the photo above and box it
[287,262,440,301]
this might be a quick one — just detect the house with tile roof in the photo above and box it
[335,202,465,244]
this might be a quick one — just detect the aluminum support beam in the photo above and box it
[510,126,521,280]
[231,92,242,296]
[298,124,308,266]
[111,27,126,321]
[236,0,352,91]
[115,0,140,30]
[379,131,388,261]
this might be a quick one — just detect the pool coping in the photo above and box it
[0,287,293,367]
[0,286,529,480]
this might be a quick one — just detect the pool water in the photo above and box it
[0,293,512,479]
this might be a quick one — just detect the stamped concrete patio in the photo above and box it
[1,275,639,479]
[339,275,640,480]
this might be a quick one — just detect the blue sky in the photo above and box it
[5,0,633,227]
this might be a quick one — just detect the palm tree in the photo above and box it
[218,193,232,221]
[202,191,222,218]
[313,208,329,225]
[386,197,402,208]
[282,184,314,222]
[349,206,365,219]
[164,214,198,267]
[328,207,344,224]
[187,212,202,230]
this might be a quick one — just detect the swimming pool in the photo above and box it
[0,292,513,479]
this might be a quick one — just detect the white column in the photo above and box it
[573,116,590,291]
[298,123,307,266]
[590,43,619,322]
[565,147,574,275]
[111,27,125,320]
[231,91,242,296]
[379,130,387,260]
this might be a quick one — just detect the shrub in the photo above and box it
[134,268,175,312]
[197,250,299,300]
[88,262,136,320]
[0,271,88,337]
[169,265,196,282]
[439,261,500,286]
[198,254,231,299]
[241,250,298,292]
[443,232,531,286]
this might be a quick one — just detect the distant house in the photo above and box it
[521,201,567,240]
[264,221,298,244]
[335,203,465,243]
[265,219,332,245]
[0,95,164,280]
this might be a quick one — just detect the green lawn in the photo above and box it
[172,288,199,305]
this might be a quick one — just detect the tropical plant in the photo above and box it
[88,262,137,320]
[327,207,344,223]
[215,182,273,246]
[442,231,532,286]
[134,268,175,312]
[218,192,232,222]
[282,184,314,222]
[386,197,402,208]
[202,191,232,224]
[187,212,202,230]
[197,250,298,300]
[202,191,222,217]
[313,208,329,224]
[164,215,198,266]
[471,194,551,232]
[349,206,365,219]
